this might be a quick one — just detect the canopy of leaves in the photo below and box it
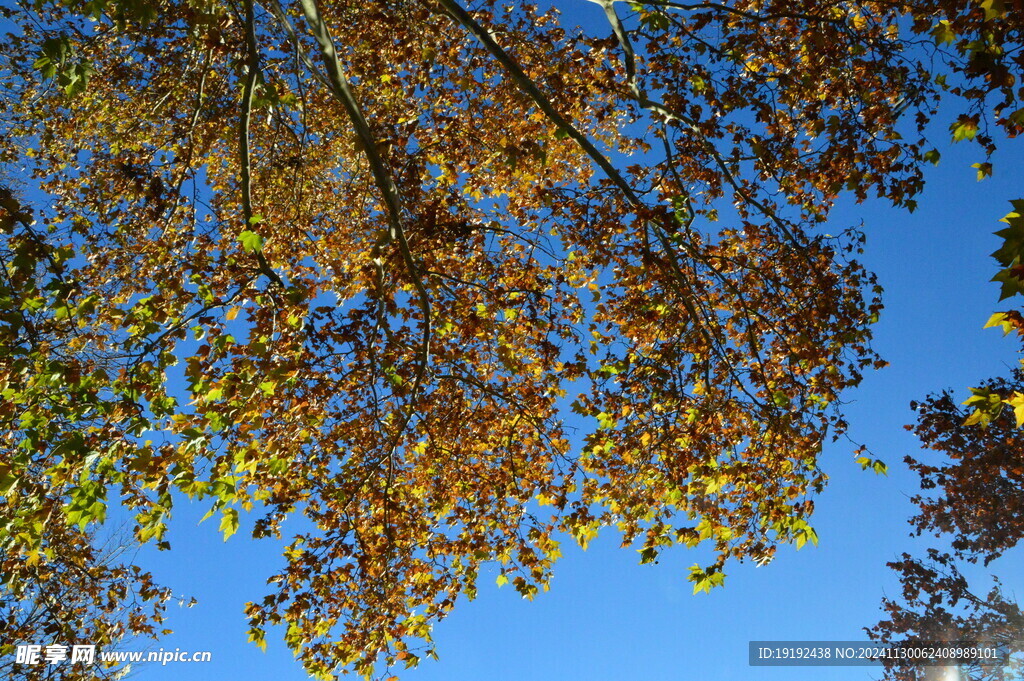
[0,0,1022,677]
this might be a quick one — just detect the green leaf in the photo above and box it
[1004,392,1024,427]
[929,20,955,45]
[199,502,220,524]
[219,507,239,540]
[795,527,818,549]
[33,56,56,80]
[0,470,19,496]
[951,116,979,142]
[238,230,263,253]
[687,564,725,594]
[992,202,1024,266]
[962,387,1004,427]
[984,312,1016,335]
[991,264,1024,301]
[640,9,670,31]
[979,0,1006,19]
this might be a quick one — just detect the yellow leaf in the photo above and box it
[1006,393,1024,427]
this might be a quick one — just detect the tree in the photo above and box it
[1,0,1022,677]
[869,204,1024,681]
[0,521,174,681]
[1,184,173,680]
[870,383,1024,681]
[870,378,1024,681]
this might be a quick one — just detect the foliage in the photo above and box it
[1,184,173,679]
[0,0,1022,677]
[0,522,173,681]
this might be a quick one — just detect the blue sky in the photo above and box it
[11,2,1024,680]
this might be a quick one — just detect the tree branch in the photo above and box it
[432,0,740,381]
[295,0,433,477]
[597,0,806,251]
[241,0,288,289]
